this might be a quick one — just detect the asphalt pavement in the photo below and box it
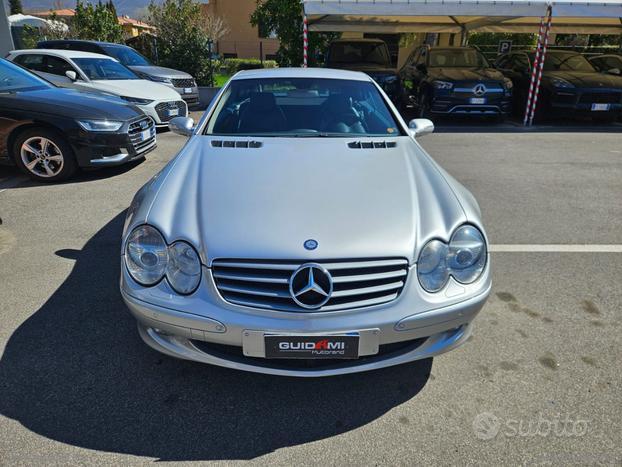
[0,118,620,465]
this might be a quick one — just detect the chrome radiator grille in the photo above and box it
[212,258,409,312]
[128,116,156,153]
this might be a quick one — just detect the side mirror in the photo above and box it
[169,116,195,136]
[408,118,434,138]
[608,68,621,75]
[65,70,77,81]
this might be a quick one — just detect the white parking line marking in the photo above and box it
[490,244,622,253]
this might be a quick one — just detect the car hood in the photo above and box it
[0,87,141,120]
[128,65,193,80]
[329,63,395,74]
[545,70,622,88]
[142,136,468,265]
[429,67,505,82]
[89,79,181,100]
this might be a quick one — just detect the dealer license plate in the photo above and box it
[184,87,193,94]
[264,334,360,359]
[140,129,151,141]
[166,108,179,117]
[469,97,486,104]
[591,103,610,111]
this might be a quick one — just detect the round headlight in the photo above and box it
[448,225,487,284]
[166,241,201,294]
[125,225,168,285]
[417,239,450,292]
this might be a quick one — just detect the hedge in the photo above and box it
[219,58,278,75]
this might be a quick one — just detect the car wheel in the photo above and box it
[12,128,78,182]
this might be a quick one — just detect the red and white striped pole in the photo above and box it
[523,14,546,125]
[528,8,553,126]
[303,14,308,68]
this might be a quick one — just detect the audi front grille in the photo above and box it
[128,116,156,154]
[155,100,188,122]
[211,258,409,312]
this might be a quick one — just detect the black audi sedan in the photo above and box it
[399,46,513,119]
[495,50,622,122]
[0,59,156,182]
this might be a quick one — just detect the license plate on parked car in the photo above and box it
[591,103,611,111]
[469,97,486,104]
[264,334,360,359]
[184,87,193,94]
[166,108,179,117]
[140,129,151,141]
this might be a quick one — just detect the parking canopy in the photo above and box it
[302,0,622,34]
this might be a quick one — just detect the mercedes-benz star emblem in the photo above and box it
[289,263,333,309]
[304,239,318,250]
[473,83,487,96]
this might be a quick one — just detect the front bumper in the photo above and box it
[426,84,512,116]
[121,261,491,377]
[173,86,200,107]
[69,117,157,168]
[549,88,622,115]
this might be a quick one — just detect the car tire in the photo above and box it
[12,127,78,182]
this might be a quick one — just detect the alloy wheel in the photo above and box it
[20,137,65,178]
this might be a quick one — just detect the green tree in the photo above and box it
[468,32,538,47]
[148,0,212,84]
[9,0,24,15]
[105,0,118,19]
[72,0,123,43]
[250,0,338,67]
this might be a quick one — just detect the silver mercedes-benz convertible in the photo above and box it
[120,67,490,377]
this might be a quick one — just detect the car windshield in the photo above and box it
[0,59,51,92]
[101,45,151,66]
[204,77,402,137]
[328,42,391,67]
[429,49,489,68]
[533,53,596,72]
[73,58,139,80]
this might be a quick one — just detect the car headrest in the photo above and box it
[248,92,278,111]
[323,94,353,113]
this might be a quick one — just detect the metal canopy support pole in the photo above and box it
[523,13,547,125]
[303,14,309,67]
[528,6,553,126]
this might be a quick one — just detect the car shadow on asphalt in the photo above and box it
[0,212,432,461]
[0,159,145,190]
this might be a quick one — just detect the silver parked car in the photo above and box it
[121,67,491,377]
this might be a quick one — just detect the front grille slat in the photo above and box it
[331,280,405,298]
[172,78,196,88]
[212,258,408,312]
[155,100,188,122]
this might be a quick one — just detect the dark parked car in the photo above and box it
[495,50,622,122]
[0,59,156,182]
[589,54,622,76]
[37,40,200,107]
[400,46,513,119]
[325,39,404,108]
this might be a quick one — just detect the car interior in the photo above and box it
[207,78,401,136]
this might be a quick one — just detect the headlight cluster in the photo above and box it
[121,96,154,105]
[417,225,487,293]
[77,119,123,132]
[150,76,172,84]
[125,225,202,295]
[433,80,453,90]
[551,77,574,89]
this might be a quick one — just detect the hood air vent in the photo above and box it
[211,140,263,148]
[348,141,397,149]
